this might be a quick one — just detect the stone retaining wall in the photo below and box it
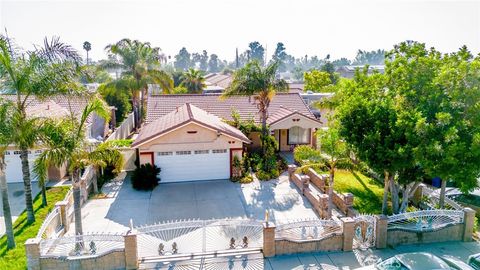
[275,235,343,255]
[386,224,464,247]
[39,250,126,270]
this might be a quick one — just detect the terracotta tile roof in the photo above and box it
[133,103,250,147]
[205,73,233,89]
[267,106,321,125]
[0,94,92,123]
[146,93,315,125]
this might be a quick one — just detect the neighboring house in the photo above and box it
[336,65,385,78]
[0,95,113,183]
[203,73,304,94]
[300,91,335,126]
[132,93,323,183]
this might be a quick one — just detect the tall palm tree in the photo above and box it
[0,100,16,249]
[102,39,173,129]
[83,41,91,65]
[181,68,206,94]
[34,95,124,236]
[0,36,81,223]
[222,60,288,139]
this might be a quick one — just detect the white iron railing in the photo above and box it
[36,207,63,239]
[387,209,464,232]
[422,186,463,210]
[39,233,125,258]
[275,219,343,242]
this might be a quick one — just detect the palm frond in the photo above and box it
[35,36,81,63]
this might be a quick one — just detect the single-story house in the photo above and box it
[0,95,114,183]
[132,93,323,183]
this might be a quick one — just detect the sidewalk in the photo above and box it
[140,241,480,269]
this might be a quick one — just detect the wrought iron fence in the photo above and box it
[136,219,263,258]
[422,186,463,210]
[36,207,63,239]
[39,233,125,258]
[387,209,464,232]
[275,219,343,242]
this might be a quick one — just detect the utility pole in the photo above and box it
[235,48,239,69]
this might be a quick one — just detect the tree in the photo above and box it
[317,126,349,218]
[304,70,333,92]
[103,39,173,129]
[222,60,288,152]
[98,83,131,124]
[181,68,206,94]
[332,58,351,67]
[335,68,420,214]
[248,42,265,65]
[352,49,385,65]
[0,36,81,223]
[271,42,287,72]
[192,50,208,71]
[208,54,221,73]
[34,95,124,236]
[83,41,91,65]
[174,47,191,71]
[386,42,480,207]
[0,100,16,249]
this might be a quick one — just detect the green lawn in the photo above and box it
[331,170,386,214]
[0,186,70,270]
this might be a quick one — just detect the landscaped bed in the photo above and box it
[0,186,70,269]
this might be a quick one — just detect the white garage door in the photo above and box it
[4,150,39,183]
[155,149,230,183]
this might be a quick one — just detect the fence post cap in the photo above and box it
[376,214,388,221]
[25,238,41,245]
[125,229,138,236]
[55,201,68,207]
[463,207,476,214]
[263,222,276,229]
[340,217,354,223]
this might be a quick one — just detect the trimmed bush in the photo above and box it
[293,145,322,165]
[132,164,161,190]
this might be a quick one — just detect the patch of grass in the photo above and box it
[332,170,387,214]
[0,186,70,269]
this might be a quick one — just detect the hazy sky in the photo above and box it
[1,0,479,63]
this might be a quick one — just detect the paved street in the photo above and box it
[67,171,318,235]
[0,182,40,237]
[140,241,480,269]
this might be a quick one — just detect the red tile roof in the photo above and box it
[133,103,250,147]
[146,93,315,125]
[0,94,93,123]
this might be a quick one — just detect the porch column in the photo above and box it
[263,222,276,257]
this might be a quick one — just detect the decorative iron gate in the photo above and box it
[353,215,376,249]
[135,219,263,259]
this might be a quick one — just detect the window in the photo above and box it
[157,152,173,156]
[13,151,21,155]
[288,126,309,144]
[5,151,10,155]
[176,151,191,155]
[194,150,209,154]
[212,149,227,154]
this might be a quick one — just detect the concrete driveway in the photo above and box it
[69,171,318,234]
[0,182,40,236]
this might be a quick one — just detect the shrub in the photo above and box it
[256,170,271,181]
[132,164,161,190]
[239,174,254,184]
[293,145,322,165]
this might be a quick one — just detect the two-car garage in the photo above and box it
[153,149,230,183]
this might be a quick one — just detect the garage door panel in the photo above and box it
[155,150,229,182]
[4,151,39,183]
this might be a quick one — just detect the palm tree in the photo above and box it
[34,95,124,236]
[317,127,349,218]
[0,100,16,249]
[83,41,91,65]
[0,36,81,223]
[102,39,173,129]
[222,60,288,139]
[181,68,206,94]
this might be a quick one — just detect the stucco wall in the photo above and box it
[139,122,243,152]
[270,114,321,130]
[39,250,126,270]
[386,224,464,247]
[279,129,290,151]
[275,235,343,255]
